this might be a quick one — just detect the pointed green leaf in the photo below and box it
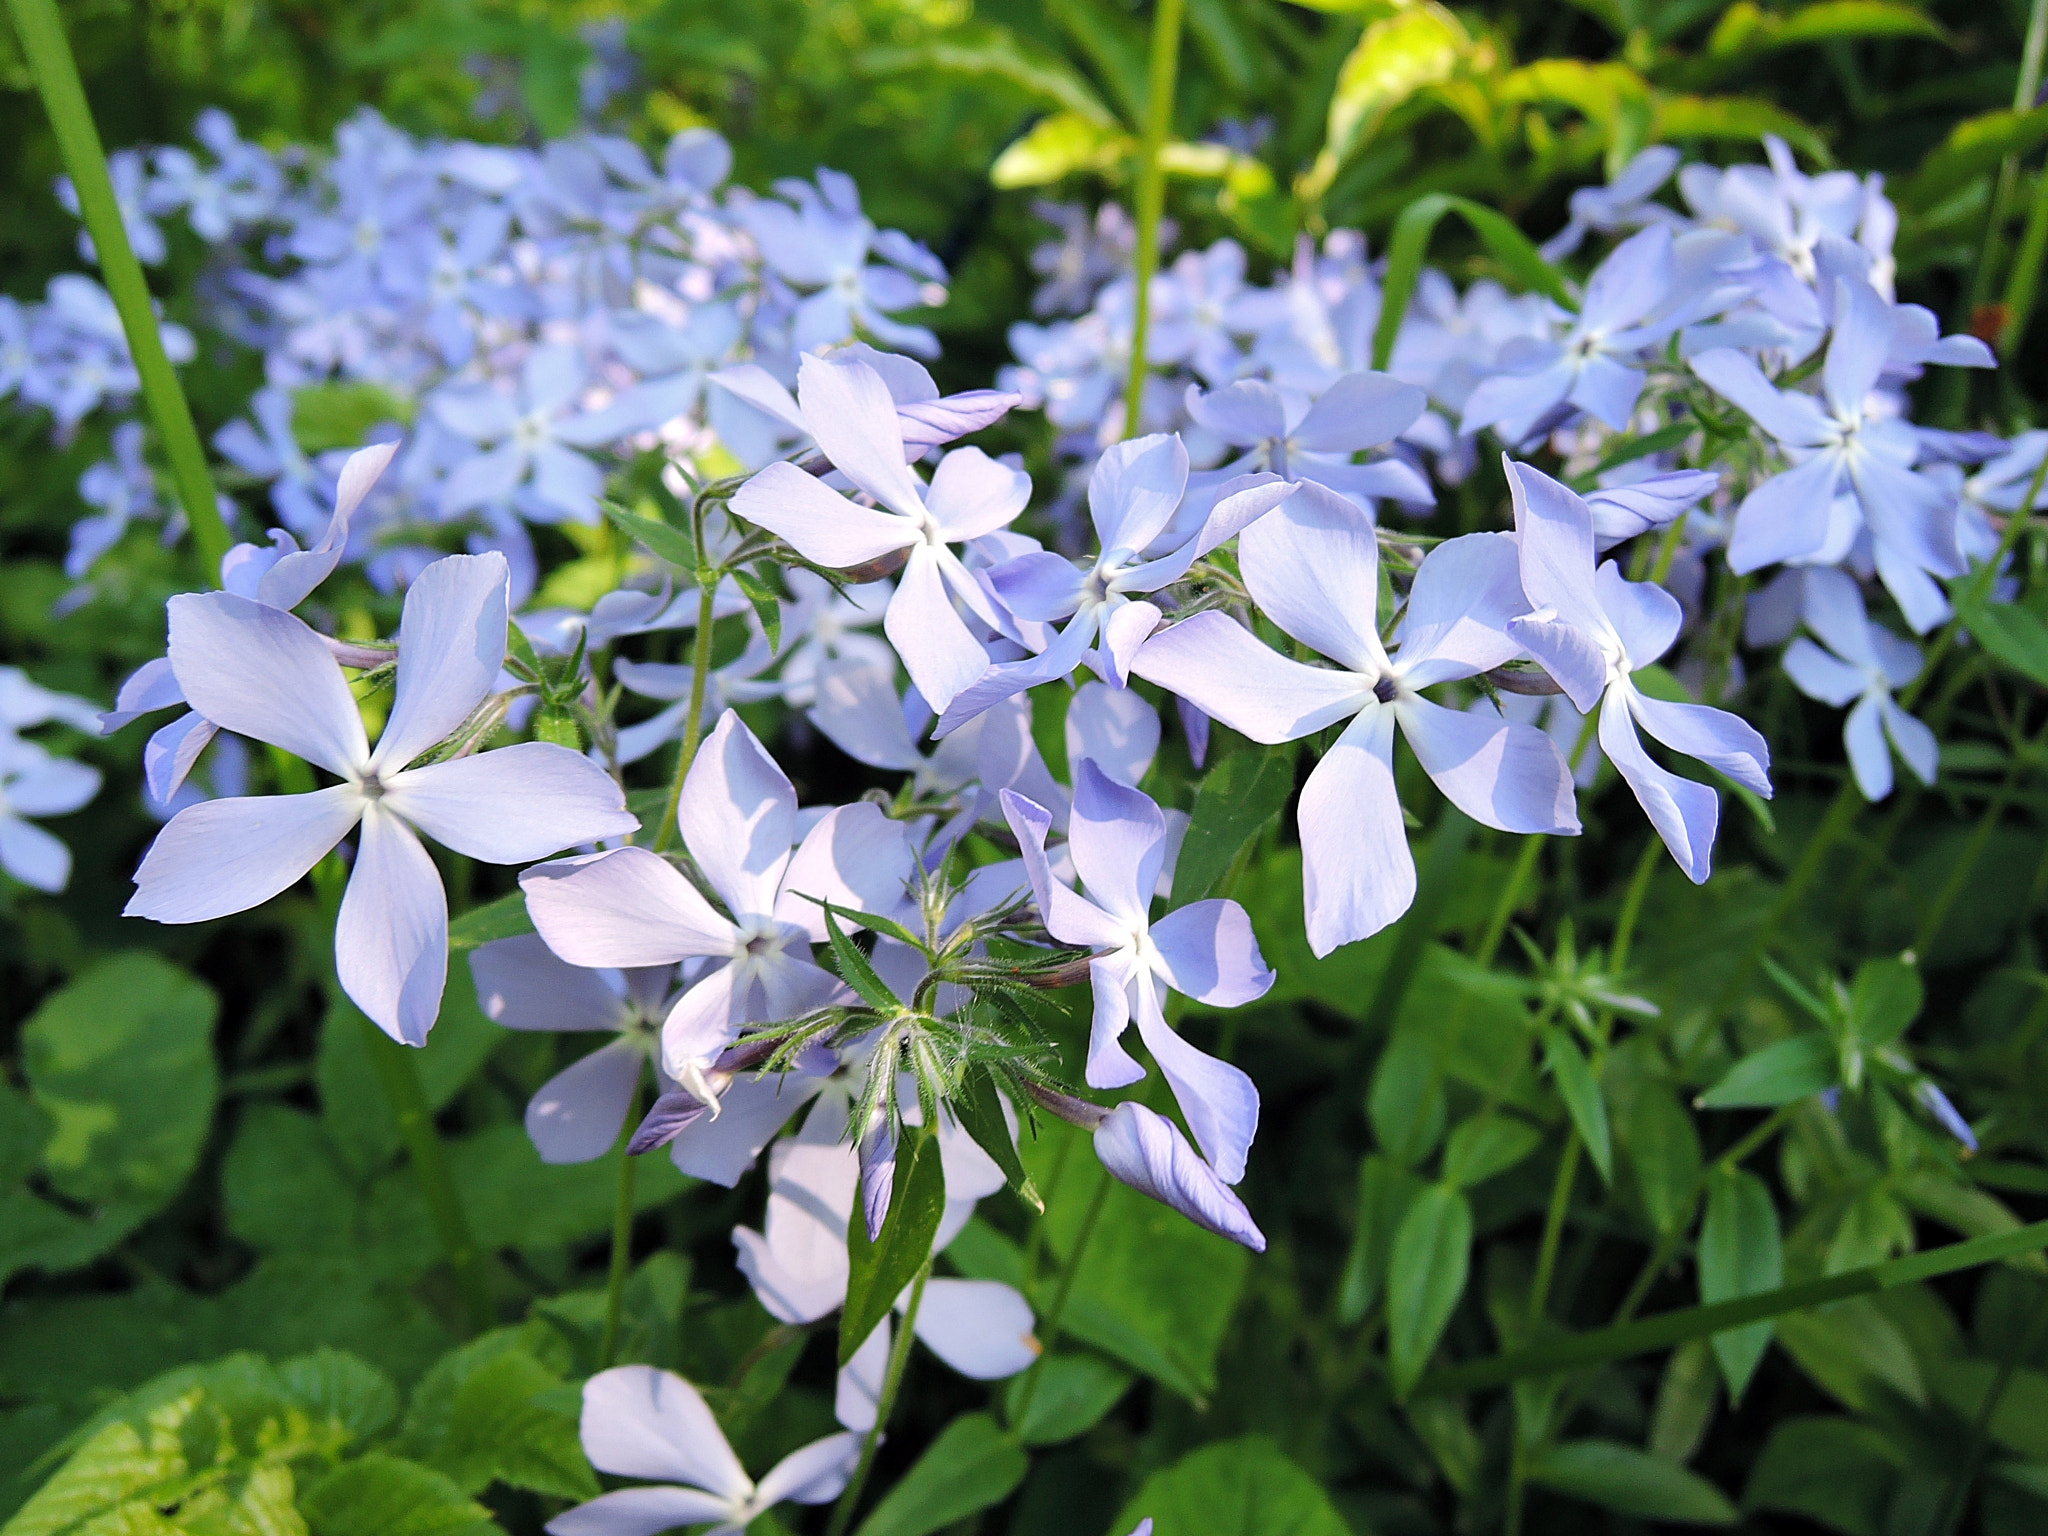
[1527,1440,1737,1525]
[1699,1167,1782,1400]
[730,564,782,652]
[1696,1034,1836,1109]
[818,902,905,1013]
[601,499,698,572]
[449,892,537,951]
[1544,1028,1613,1183]
[1441,1114,1542,1191]
[1849,957,1923,1048]
[1173,745,1297,903]
[957,1068,1041,1213]
[1373,193,1575,370]
[852,1413,1026,1536]
[1386,1183,1472,1398]
[841,1125,946,1365]
[1618,1083,1702,1238]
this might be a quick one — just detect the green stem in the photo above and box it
[1925,1299,2048,1536]
[1527,1138,1582,1331]
[1009,1168,1112,1426]
[1120,0,1187,438]
[6,0,229,572]
[1478,834,1545,968]
[1998,142,2048,359]
[597,1076,645,1370]
[1914,772,2018,957]
[652,551,719,853]
[825,1260,931,1536]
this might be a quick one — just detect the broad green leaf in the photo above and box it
[299,1455,500,1536]
[397,1329,593,1501]
[1849,957,1922,1047]
[1387,1183,1472,1398]
[1743,1416,1903,1536]
[0,1389,200,1536]
[1707,0,1945,60]
[601,500,698,572]
[957,1069,1040,1213]
[1173,745,1296,903]
[1373,194,1575,369]
[1003,1353,1131,1446]
[318,981,499,1175]
[1320,4,1466,178]
[0,1084,51,1187]
[1440,1114,1541,1191]
[448,893,536,951]
[859,41,1118,128]
[222,1106,360,1258]
[1902,105,2048,209]
[1369,1028,1445,1167]
[1527,1440,1738,1525]
[1699,1167,1781,1400]
[1337,1154,1424,1324]
[1647,1339,1719,1465]
[276,1349,401,1445]
[1953,585,2048,689]
[1618,1083,1702,1237]
[1696,1033,1836,1108]
[1543,1028,1612,1183]
[853,1413,1025,1536]
[841,1125,946,1365]
[1020,1119,1247,1400]
[1107,1436,1350,1536]
[1654,95,1831,165]
[292,381,411,453]
[20,952,218,1227]
[1775,1296,1922,1411]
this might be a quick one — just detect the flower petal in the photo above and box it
[1399,697,1582,834]
[1394,532,1528,685]
[1601,689,1719,883]
[1130,613,1364,744]
[730,460,915,569]
[774,802,914,941]
[1299,707,1412,955]
[669,1070,824,1187]
[577,1365,750,1498]
[527,1039,645,1163]
[1290,371,1426,454]
[884,544,989,713]
[372,552,511,772]
[521,846,738,968]
[546,1487,734,1536]
[167,592,367,776]
[471,933,630,1032]
[796,355,926,519]
[911,1279,1038,1378]
[1093,1102,1265,1251]
[1626,690,1772,797]
[1069,759,1166,928]
[337,806,449,1046]
[126,786,363,923]
[1238,479,1385,673]
[384,743,637,862]
[753,1433,862,1507]
[680,711,796,921]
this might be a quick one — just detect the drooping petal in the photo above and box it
[679,711,796,921]
[1237,479,1386,673]
[166,592,367,776]
[1594,561,1683,672]
[1504,615,1611,715]
[1098,599,1162,689]
[752,1433,862,1507]
[1602,687,1719,883]
[545,1486,734,1536]
[1848,453,1965,581]
[1069,759,1166,928]
[730,461,914,569]
[1393,532,1528,686]
[1129,614,1365,744]
[1881,696,1938,788]
[258,440,398,611]
[384,743,637,862]
[1397,698,1582,833]
[526,1039,645,1163]
[885,544,989,713]
[911,1279,1038,1378]
[836,1323,888,1433]
[470,933,629,1031]
[775,803,914,941]
[577,1365,751,1498]
[1626,689,1773,797]
[521,847,738,968]
[1299,706,1411,955]
[337,806,449,1046]
[1842,691,1894,801]
[100,655,184,732]
[1131,983,1259,1183]
[372,552,510,773]
[660,963,741,1070]
[1093,1102,1265,1251]
[126,786,363,923]
[143,710,218,805]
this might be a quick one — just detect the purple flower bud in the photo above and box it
[1093,1102,1265,1253]
[626,1088,712,1155]
[859,1116,896,1241]
[1916,1080,1978,1152]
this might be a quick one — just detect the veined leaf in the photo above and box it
[840,1124,946,1365]
[1107,1437,1350,1536]
[1373,193,1575,369]
[1849,956,1922,1049]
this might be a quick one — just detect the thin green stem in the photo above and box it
[1478,834,1545,968]
[1527,1138,1582,1331]
[6,0,229,572]
[1009,1169,1112,1426]
[652,559,719,853]
[1120,0,1187,437]
[825,1260,931,1536]
[1925,1298,2048,1536]
[1998,143,2048,358]
[1914,771,2019,957]
[597,1076,646,1370]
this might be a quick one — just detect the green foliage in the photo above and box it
[851,1414,1025,1536]
[840,1125,945,1366]
[1108,1437,1350,1536]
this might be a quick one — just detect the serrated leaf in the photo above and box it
[1696,1034,1836,1109]
[602,500,698,572]
[448,892,536,951]
[1528,1440,1737,1525]
[1543,1028,1613,1183]
[1373,193,1576,370]
[957,1069,1040,1213]
[841,1125,946,1366]
[1174,745,1297,903]
[852,1413,1025,1536]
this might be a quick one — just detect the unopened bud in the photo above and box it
[534,706,582,749]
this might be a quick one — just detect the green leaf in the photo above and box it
[16,953,218,1273]
[852,1413,1025,1536]
[731,565,782,652]
[1952,584,2048,689]
[1902,104,2048,210]
[448,892,536,951]
[1648,1339,1719,1465]
[1848,957,1922,1049]
[1173,746,1297,903]
[397,1329,593,1501]
[1386,1183,1472,1398]
[1320,4,1466,177]
[1527,1440,1738,1525]
[277,1349,401,1445]
[1369,1027,1445,1167]
[1003,1353,1131,1446]
[841,1125,947,1365]
[1653,95,1832,166]
[1337,1155,1423,1324]
[1373,194,1576,370]
[957,1069,1040,1213]
[1440,1114,1542,1191]
[601,499,698,572]
[1543,1028,1613,1183]
[818,903,905,1013]
[858,40,1119,128]
[1107,1436,1350,1536]
[300,1455,501,1536]
[1743,1416,1903,1536]
[1696,1033,1836,1109]
[1707,0,1946,60]
[1618,1083,1702,1238]
[1699,1167,1781,1400]
[991,111,1130,188]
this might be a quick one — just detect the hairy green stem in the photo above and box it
[597,1077,646,1369]
[1120,0,1187,437]
[825,1260,931,1536]
[652,545,719,852]
[6,0,230,572]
